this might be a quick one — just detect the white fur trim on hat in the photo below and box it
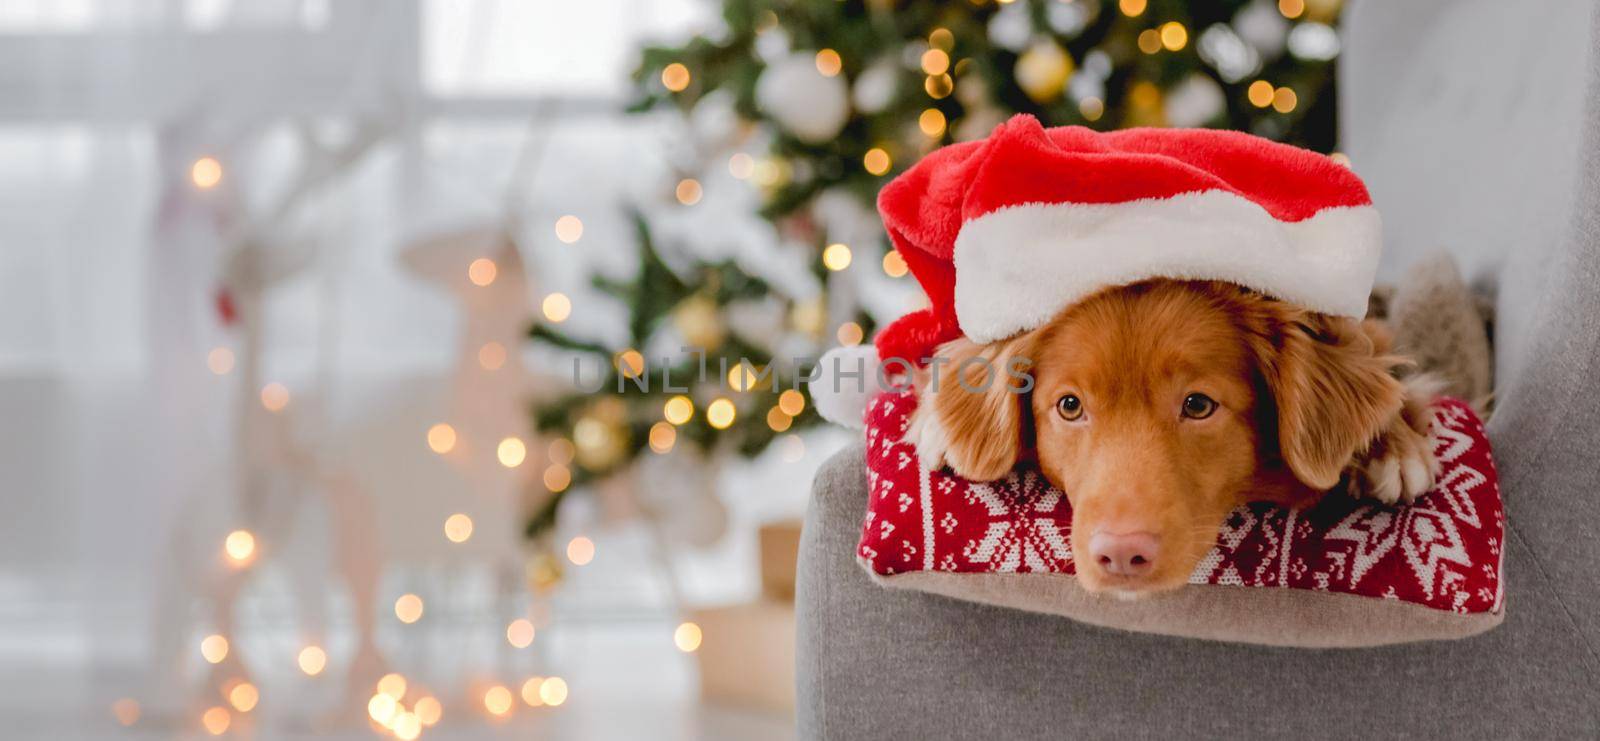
[952,192,1382,343]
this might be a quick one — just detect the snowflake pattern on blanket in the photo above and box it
[857,390,1504,615]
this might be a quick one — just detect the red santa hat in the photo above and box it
[811,115,1382,428]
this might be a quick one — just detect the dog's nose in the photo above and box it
[1087,531,1160,577]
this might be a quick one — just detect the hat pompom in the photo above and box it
[810,344,885,429]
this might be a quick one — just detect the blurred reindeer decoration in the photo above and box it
[144,117,393,725]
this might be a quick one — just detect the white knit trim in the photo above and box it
[951,192,1382,343]
[918,464,935,571]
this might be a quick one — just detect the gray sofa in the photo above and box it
[794,1,1600,736]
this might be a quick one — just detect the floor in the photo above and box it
[4,618,795,741]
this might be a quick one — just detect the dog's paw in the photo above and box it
[902,402,949,472]
[1351,406,1440,505]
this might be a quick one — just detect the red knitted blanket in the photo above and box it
[858,390,1504,616]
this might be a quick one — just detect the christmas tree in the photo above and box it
[527,0,1344,537]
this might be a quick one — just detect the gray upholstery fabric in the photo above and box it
[1482,2,1600,680]
[1345,0,1600,674]
[797,2,1600,736]
[797,446,1599,739]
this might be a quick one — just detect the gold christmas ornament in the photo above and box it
[526,546,565,592]
[672,294,727,348]
[573,412,628,470]
[591,396,628,424]
[1079,96,1106,122]
[789,297,827,337]
[1015,40,1074,103]
[1302,0,1342,22]
[1125,80,1168,127]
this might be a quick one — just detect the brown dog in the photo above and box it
[906,279,1440,597]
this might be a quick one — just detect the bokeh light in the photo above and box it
[483,685,514,716]
[648,421,677,453]
[227,682,258,713]
[191,157,223,189]
[661,63,691,92]
[427,423,457,454]
[297,645,327,675]
[863,148,891,175]
[111,699,140,727]
[674,621,703,652]
[478,341,507,370]
[506,618,535,648]
[882,250,909,277]
[554,214,583,243]
[498,437,527,467]
[567,536,595,566]
[201,634,228,664]
[542,464,572,492]
[815,48,842,77]
[706,398,736,429]
[675,178,703,205]
[778,389,806,416]
[467,258,497,287]
[444,513,473,543]
[201,707,230,735]
[822,243,853,271]
[224,529,256,566]
[538,677,569,706]
[394,593,424,624]
[542,293,572,322]
[414,696,442,726]
[836,322,864,346]
[377,673,407,699]
[663,395,694,425]
[207,347,234,375]
[260,382,289,412]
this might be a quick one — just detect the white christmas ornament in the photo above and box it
[1069,74,1105,107]
[813,188,882,249]
[1047,0,1090,36]
[1233,0,1289,60]
[1082,49,1114,80]
[690,90,742,151]
[1165,74,1226,127]
[634,448,730,548]
[755,27,792,63]
[1014,39,1074,103]
[757,53,851,144]
[1288,22,1341,61]
[955,107,1008,142]
[852,60,900,114]
[956,73,991,107]
[1198,23,1263,83]
[988,3,1034,51]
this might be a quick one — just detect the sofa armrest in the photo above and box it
[795,444,1598,738]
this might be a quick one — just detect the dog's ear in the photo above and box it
[907,333,1035,481]
[1249,308,1404,491]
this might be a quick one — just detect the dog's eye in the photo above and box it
[1181,392,1218,420]
[1056,394,1084,421]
